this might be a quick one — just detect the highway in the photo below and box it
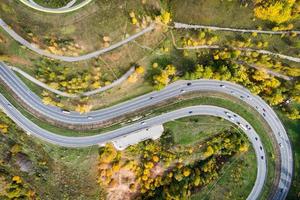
[0,61,293,199]
[0,96,265,200]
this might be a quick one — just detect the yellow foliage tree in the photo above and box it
[136,66,145,74]
[128,73,138,83]
[203,146,214,158]
[12,176,22,184]
[253,0,297,23]
[75,104,92,114]
[160,11,171,25]
[0,123,9,134]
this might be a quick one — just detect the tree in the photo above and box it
[75,104,92,114]
[253,0,297,23]
[287,108,300,120]
[136,66,145,74]
[203,146,214,158]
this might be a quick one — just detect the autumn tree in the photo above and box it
[253,0,298,23]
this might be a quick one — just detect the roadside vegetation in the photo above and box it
[97,123,253,200]
[0,0,299,199]
[0,111,101,199]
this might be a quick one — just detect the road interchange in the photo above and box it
[0,61,293,199]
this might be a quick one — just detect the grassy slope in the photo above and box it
[0,111,101,200]
[0,0,159,53]
[170,0,300,29]
[191,148,257,200]
[164,115,257,199]
[164,115,233,145]
[276,104,300,200]
[33,0,73,8]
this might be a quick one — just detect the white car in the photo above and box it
[240,124,248,131]
[224,111,230,116]
[228,116,235,121]
[61,109,70,114]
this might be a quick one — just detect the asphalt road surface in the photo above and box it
[0,98,266,200]
[0,62,293,199]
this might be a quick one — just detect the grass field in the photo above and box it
[0,111,102,200]
[191,148,257,200]
[164,115,233,145]
[33,0,74,8]
[0,0,162,54]
[164,115,257,200]
[276,104,300,200]
[170,0,300,29]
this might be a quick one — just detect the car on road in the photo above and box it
[240,124,248,131]
[61,109,70,114]
[180,89,185,93]
[187,82,192,86]
[141,121,146,125]
[220,84,225,88]
[245,124,251,130]
[227,116,235,121]
[189,111,193,114]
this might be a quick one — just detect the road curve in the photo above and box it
[0,97,266,200]
[0,61,293,199]
[0,19,155,62]
[27,0,77,10]
[19,0,93,14]
[7,64,136,98]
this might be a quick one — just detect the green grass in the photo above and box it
[191,148,257,200]
[172,29,300,66]
[164,115,233,145]
[0,111,102,200]
[276,104,300,200]
[0,0,161,54]
[163,115,257,199]
[33,0,73,8]
[170,0,300,29]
